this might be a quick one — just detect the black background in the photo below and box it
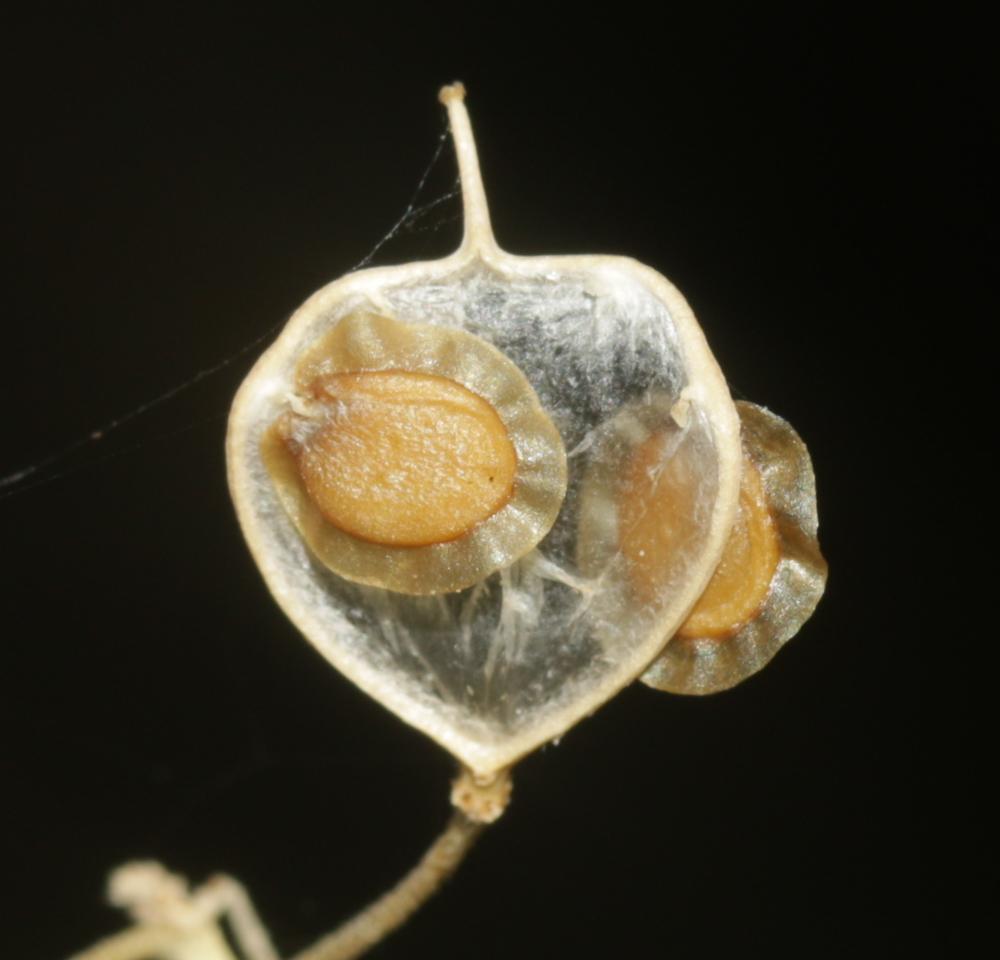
[3,6,983,958]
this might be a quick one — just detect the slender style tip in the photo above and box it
[438,83,499,257]
[438,82,467,105]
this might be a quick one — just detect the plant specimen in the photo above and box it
[71,83,826,960]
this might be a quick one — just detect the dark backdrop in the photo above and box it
[3,7,982,958]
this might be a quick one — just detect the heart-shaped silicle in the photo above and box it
[226,84,742,800]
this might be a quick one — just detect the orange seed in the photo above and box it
[618,430,701,605]
[677,456,780,639]
[289,370,517,548]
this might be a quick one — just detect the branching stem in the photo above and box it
[70,805,488,960]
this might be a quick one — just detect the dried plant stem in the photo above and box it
[70,807,488,960]
[292,811,484,960]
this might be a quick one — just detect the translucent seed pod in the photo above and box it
[226,84,742,790]
[641,401,828,695]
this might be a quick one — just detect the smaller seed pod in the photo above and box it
[640,400,827,694]
[260,312,567,595]
[576,392,725,640]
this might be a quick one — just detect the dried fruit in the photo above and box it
[81,84,827,960]
[227,84,744,786]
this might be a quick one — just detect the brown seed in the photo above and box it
[618,434,780,638]
[290,370,517,547]
[617,430,701,605]
[677,456,780,639]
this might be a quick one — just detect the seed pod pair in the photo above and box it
[227,84,826,793]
